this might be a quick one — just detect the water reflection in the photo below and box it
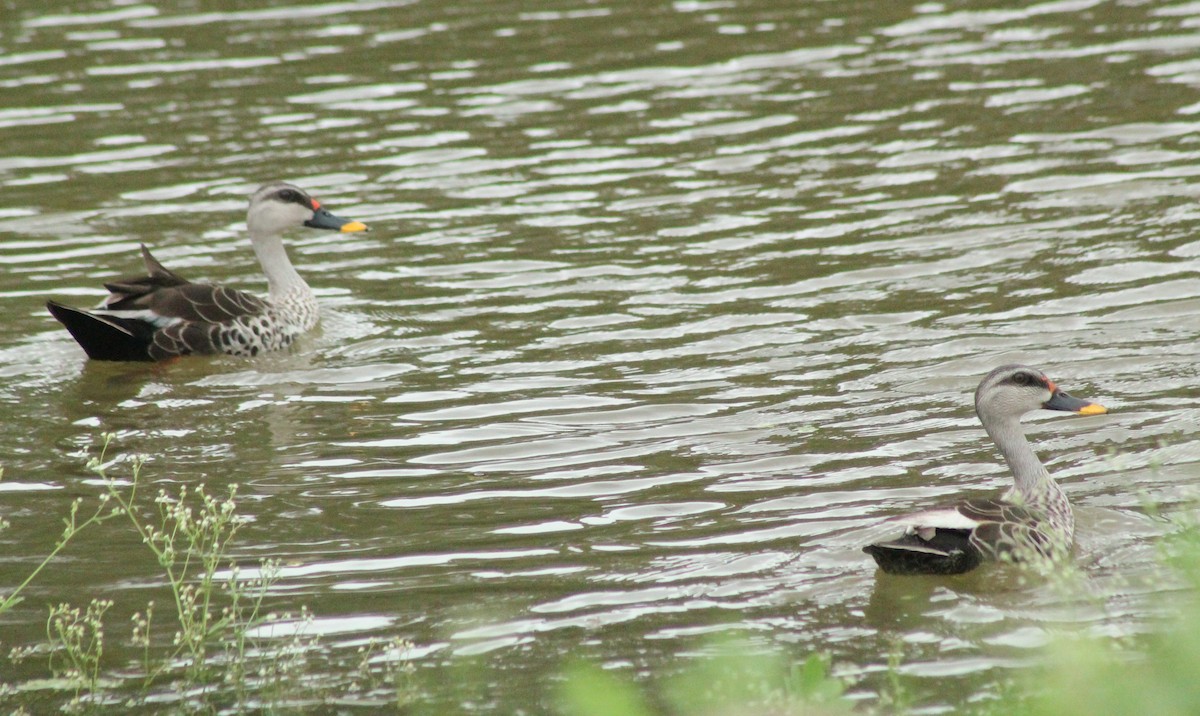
[1,0,1199,711]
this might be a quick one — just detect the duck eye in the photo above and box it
[1012,372,1032,386]
[278,189,300,204]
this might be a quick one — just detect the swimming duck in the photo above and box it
[46,182,368,361]
[863,364,1107,575]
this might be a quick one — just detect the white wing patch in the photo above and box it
[890,507,981,533]
[91,308,183,329]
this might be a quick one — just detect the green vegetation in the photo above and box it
[0,435,415,712]
[550,565,1200,716]
[558,646,853,716]
[993,524,1200,716]
[0,466,116,618]
[2,437,1200,714]
[45,598,111,703]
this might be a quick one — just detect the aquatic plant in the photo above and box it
[46,598,112,707]
[0,435,413,712]
[5,437,1200,714]
[993,513,1200,716]
[0,467,120,617]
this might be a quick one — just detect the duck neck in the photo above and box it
[982,414,1055,500]
[250,230,310,302]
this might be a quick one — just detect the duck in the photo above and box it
[863,364,1107,575]
[46,181,368,361]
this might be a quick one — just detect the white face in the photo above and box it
[975,365,1052,418]
[246,185,314,236]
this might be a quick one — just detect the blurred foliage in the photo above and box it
[557,638,853,716]
[1000,521,1200,716]
[557,521,1200,716]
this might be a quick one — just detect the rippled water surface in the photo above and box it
[3,0,1200,711]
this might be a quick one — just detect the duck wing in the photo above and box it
[961,498,1059,562]
[112,282,269,324]
[49,245,272,361]
[102,245,190,307]
[863,499,1053,575]
[96,246,268,323]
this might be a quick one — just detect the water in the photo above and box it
[3,0,1200,711]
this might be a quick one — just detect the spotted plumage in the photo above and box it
[863,364,1108,576]
[47,182,368,362]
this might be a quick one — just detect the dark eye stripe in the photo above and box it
[275,188,312,209]
[1007,372,1047,389]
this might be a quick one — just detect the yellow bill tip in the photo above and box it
[1078,403,1108,416]
[339,220,369,233]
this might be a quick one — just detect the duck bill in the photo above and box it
[1043,389,1107,415]
[304,207,369,233]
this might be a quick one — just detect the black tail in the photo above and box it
[46,300,155,362]
[863,531,982,575]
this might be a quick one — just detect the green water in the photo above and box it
[2,0,1199,711]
